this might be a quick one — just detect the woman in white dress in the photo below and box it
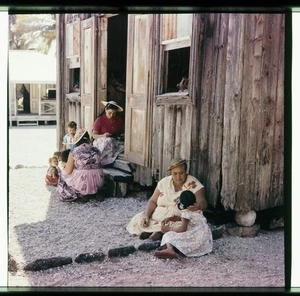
[126,157,208,241]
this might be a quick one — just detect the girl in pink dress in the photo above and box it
[92,101,124,166]
[57,128,104,202]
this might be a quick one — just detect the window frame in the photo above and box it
[156,14,197,106]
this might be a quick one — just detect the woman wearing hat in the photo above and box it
[126,157,208,241]
[57,128,105,202]
[91,101,125,166]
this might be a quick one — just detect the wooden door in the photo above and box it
[125,14,155,167]
[80,17,96,135]
[95,16,108,118]
[30,84,39,114]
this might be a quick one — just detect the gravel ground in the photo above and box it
[7,126,286,291]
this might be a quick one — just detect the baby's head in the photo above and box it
[177,190,196,210]
[49,156,58,167]
[53,151,62,161]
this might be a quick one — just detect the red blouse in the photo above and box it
[92,114,124,135]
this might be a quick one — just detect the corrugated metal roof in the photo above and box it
[9,50,56,84]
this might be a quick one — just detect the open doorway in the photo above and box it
[16,83,30,114]
[106,14,128,124]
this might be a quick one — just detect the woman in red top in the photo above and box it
[92,101,125,166]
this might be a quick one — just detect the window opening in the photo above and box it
[69,68,80,94]
[164,47,190,93]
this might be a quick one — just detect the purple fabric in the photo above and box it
[57,143,104,201]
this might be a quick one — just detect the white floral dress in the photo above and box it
[126,174,204,235]
[161,209,213,257]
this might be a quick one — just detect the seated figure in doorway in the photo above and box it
[91,100,125,166]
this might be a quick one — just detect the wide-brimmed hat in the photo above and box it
[72,128,90,145]
[167,157,189,171]
[101,100,123,112]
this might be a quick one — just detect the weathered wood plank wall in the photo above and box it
[57,13,284,213]
[155,13,284,212]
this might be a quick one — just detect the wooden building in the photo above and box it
[56,13,285,220]
[9,50,57,126]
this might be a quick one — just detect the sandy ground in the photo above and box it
[5,126,287,292]
[8,125,57,168]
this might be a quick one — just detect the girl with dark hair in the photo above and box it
[154,190,213,260]
[92,100,125,166]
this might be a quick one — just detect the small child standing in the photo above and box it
[62,121,77,150]
[154,190,213,259]
[45,156,59,186]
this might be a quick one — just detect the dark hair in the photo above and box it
[53,151,62,159]
[67,121,77,129]
[61,149,71,162]
[177,190,196,210]
[97,103,119,117]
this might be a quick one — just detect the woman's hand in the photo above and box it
[162,217,172,225]
[162,215,180,224]
[161,224,170,233]
[104,132,111,137]
[141,216,150,227]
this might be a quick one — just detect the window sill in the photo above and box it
[156,91,192,105]
[66,92,81,103]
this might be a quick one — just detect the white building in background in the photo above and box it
[8,49,57,126]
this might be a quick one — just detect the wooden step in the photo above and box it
[112,159,135,174]
[103,167,133,183]
[103,167,134,197]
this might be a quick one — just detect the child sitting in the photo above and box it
[154,190,213,259]
[62,121,77,150]
[45,156,59,186]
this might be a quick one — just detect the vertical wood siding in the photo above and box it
[153,13,284,212]
[58,13,284,212]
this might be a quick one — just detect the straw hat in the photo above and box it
[72,128,90,145]
[101,100,123,112]
[167,157,189,171]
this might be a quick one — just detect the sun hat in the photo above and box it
[101,100,123,112]
[72,128,90,145]
[167,157,189,171]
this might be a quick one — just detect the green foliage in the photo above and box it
[9,14,56,54]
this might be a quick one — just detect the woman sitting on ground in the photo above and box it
[126,157,208,241]
[57,128,105,202]
[91,100,125,166]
